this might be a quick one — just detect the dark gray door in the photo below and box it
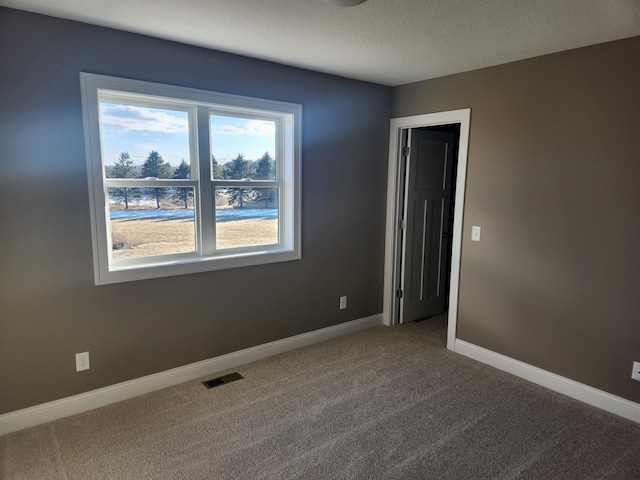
[401,129,455,323]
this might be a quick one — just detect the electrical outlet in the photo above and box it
[76,352,90,372]
[339,296,347,310]
[632,361,640,381]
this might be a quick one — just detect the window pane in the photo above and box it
[215,187,279,249]
[210,114,276,180]
[108,187,196,259]
[100,102,191,179]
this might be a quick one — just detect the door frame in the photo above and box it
[383,109,471,352]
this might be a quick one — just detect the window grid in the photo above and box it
[81,73,301,284]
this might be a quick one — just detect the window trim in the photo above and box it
[80,73,302,285]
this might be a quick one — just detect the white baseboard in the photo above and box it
[0,314,383,436]
[454,339,640,424]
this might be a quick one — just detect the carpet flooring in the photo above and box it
[2,316,639,479]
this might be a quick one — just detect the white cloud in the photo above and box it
[100,104,188,134]
[214,125,245,135]
[135,143,155,150]
[212,120,275,137]
[246,120,276,137]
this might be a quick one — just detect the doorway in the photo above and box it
[383,109,471,352]
[401,125,459,324]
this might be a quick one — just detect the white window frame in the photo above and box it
[80,73,301,285]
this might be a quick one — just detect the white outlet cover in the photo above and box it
[76,352,90,372]
[339,296,347,309]
[471,226,481,242]
[632,361,640,381]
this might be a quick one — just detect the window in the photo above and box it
[80,73,301,284]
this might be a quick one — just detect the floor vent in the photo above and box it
[202,372,244,389]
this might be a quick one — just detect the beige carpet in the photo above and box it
[2,316,639,479]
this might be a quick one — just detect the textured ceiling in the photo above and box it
[1,0,638,86]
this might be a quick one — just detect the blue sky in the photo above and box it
[99,103,276,168]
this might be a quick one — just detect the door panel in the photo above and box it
[408,198,444,302]
[416,142,447,191]
[401,129,454,324]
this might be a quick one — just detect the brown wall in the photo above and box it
[393,37,640,402]
[0,8,392,414]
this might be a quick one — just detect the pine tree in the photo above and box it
[111,151,135,178]
[254,151,275,180]
[253,187,277,208]
[108,152,138,209]
[223,153,252,179]
[211,155,223,179]
[253,151,277,208]
[224,153,253,208]
[141,150,172,178]
[227,187,252,208]
[141,151,172,208]
[172,159,191,208]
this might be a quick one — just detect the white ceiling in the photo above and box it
[1,0,638,86]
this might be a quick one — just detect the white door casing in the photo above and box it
[383,109,471,352]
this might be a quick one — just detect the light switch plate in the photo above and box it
[471,226,481,242]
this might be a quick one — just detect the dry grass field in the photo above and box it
[111,216,278,258]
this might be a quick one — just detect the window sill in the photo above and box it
[98,248,301,285]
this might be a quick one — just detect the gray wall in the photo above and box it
[0,8,392,414]
[393,37,640,403]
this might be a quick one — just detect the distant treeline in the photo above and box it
[107,151,276,209]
